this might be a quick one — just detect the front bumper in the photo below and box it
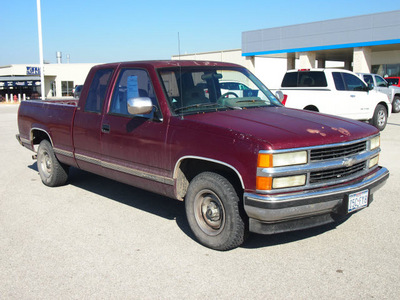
[244,166,389,235]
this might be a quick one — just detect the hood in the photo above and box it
[389,85,400,91]
[178,107,378,150]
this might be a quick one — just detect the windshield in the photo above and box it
[158,67,282,115]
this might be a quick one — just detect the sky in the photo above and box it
[1,0,400,66]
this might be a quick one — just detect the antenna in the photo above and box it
[177,32,183,119]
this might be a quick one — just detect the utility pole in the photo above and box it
[36,0,45,100]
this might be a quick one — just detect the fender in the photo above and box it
[174,155,245,189]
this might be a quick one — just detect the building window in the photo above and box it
[51,81,56,97]
[61,81,74,96]
[372,64,400,77]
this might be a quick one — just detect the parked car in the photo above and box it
[273,69,391,130]
[356,73,400,113]
[16,60,389,250]
[385,76,400,87]
[220,81,259,97]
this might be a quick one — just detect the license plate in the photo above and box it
[348,190,369,213]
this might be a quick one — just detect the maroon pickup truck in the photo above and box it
[17,60,389,250]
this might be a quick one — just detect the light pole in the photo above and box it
[36,0,45,100]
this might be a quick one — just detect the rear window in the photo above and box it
[281,71,327,87]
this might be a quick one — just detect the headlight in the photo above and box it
[272,175,306,189]
[258,151,308,168]
[369,155,379,168]
[370,136,380,150]
[256,175,307,190]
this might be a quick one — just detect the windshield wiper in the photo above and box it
[236,99,266,104]
[174,102,220,113]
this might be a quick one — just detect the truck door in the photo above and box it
[374,75,391,99]
[100,68,171,194]
[332,72,372,120]
[72,68,114,174]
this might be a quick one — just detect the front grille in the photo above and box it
[310,141,366,161]
[310,161,366,183]
[258,136,378,193]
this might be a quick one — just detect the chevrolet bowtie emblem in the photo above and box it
[342,157,357,167]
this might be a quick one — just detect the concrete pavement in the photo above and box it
[1,104,399,299]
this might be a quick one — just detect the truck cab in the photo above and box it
[357,72,400,113]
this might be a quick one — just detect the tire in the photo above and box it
[392,96,400,113]
[37,140,69,187]
[304,105,319,112]
[185,172,248,251]
[371,104,388,131]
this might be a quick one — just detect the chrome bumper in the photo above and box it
[244,167,389,234]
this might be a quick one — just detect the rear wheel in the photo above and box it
[37,140,69,187]
[185,172,247,251]
[371,104,388,131]
[392,96,400,113]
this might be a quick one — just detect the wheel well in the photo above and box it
[377,102,389,113]
[175,158,243,201]
[304,105,319,112]
[31,129,52,146]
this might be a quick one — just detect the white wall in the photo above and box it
[253,57,287,89]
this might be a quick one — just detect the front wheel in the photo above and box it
[371,104,388,131]
[392,96,400,113]
[185,172,248,251]
[37,140,69,187]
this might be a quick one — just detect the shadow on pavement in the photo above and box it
[28,162,351,250]
[242,216,350,249]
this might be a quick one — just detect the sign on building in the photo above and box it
[26,67,41,75]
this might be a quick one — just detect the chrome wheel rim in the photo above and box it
[194,189,225,236]
[377,110,386,127]
[39,151,52,179]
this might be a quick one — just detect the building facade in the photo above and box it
[0,63,96,101]
[174,10,400,89]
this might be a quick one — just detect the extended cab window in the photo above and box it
[84,68,113,113]
[109,69,159,118]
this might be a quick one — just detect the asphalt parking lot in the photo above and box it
[1,103,399,299]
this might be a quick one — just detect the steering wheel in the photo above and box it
[217,92,239,106]
[219,92,239,99]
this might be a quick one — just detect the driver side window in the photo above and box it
[375,75,387,87]
[342,73,367,92]
[109,69,158,117]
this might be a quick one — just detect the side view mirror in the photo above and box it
[127,97,153,115]
[367,83,374,91]
[275,90,284,102]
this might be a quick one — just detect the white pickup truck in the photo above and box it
[356,73,400,113]
[275,69,392,131]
